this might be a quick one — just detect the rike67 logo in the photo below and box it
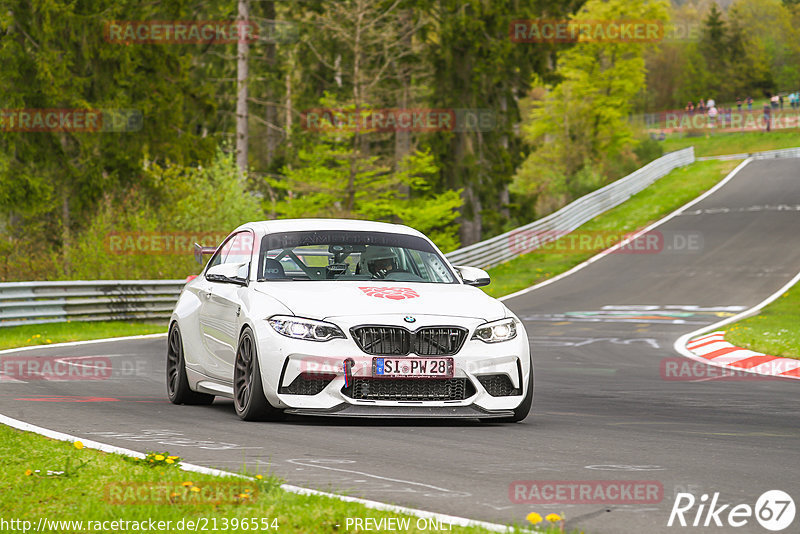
[668,490,795,531]
[358,287,420,300]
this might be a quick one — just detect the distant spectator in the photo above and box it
[686,101,695,115]
[779,94,784,109]
[771,94,779,109]
[763,102,771,132]
[698,98,706,112]
[724,107,732,127]
[708,105,718,127]
[736,97,742,111]
[706,98,715,109]
[747,96,753,110]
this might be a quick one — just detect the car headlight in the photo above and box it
[472,318,517,343]
[267,316,346,342]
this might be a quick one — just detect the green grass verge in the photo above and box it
[0,321,167,351]
[724,284,800,361]
[0,424,568,533]
[660,130,800,157]
[483,159,739,298]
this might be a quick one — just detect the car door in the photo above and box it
[198,232,252,380]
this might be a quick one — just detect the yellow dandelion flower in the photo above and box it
[154,455,165,461]
[526,512,542,525]
[545,513,562,522]
[244,488,251,493]
[165,459,174,464]
[25,469,33,476]
[73,441,84,449]
[190,486,200,493]
[167,456,179,460]
[255,475,263,480]
[238,493,250,499]
[170,492,178,498]
[46,339,52,343]
[182,481,193,487]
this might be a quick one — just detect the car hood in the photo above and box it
[252,281,506,321]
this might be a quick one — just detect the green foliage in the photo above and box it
[268,104,463,251]
[60,147,262,280]
[646,0,800,109]
[512,0,669,216]
[633,137,664,164]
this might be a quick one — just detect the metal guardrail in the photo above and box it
[697,146,800,161]
[444,147,695,268]
[9,143,799,328]
[0,280,184,327]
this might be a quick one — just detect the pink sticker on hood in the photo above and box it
[359,286,420,300]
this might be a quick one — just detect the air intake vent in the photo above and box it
[343,378,475,401]
[477,374,520,397]
[280,373,336,395]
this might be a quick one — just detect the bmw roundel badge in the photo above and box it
[404,316,416,323]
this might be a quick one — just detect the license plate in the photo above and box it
[373,357,454,378]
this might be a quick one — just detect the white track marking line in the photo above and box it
[286,458,471,497]
[0,413,523,533]
[0,333,167,356]
[500,157,753,302]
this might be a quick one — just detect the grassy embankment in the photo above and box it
[0,424,564,533]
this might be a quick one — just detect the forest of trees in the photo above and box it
[1,0,798,280]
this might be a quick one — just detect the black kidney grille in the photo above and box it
[352,326,410,355]
[345,378,475,401]
[414,327,467,355]
[352,326,467,356]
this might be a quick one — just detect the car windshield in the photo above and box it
[256,230,457,283]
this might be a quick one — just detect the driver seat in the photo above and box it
[262,258,286,279]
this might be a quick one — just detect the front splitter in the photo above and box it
[283,403,514,419]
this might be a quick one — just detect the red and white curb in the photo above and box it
[685,331,800,380]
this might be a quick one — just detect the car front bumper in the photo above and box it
[253,314,532,417]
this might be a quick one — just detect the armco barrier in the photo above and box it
[697,146,800,161]
[0,280,184,327]
[6,145,797,327]
[444,147,695,268]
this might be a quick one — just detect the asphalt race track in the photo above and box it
[2,159,799,533]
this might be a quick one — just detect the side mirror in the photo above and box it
[206,262,248,286]
[455,265,491,287]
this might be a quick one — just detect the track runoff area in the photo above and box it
[1,157,799,533]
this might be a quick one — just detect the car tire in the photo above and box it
[486,358,534,423]
[167,322,215,405]
[233,326,284,421]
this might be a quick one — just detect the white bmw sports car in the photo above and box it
[167,219,533,422]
